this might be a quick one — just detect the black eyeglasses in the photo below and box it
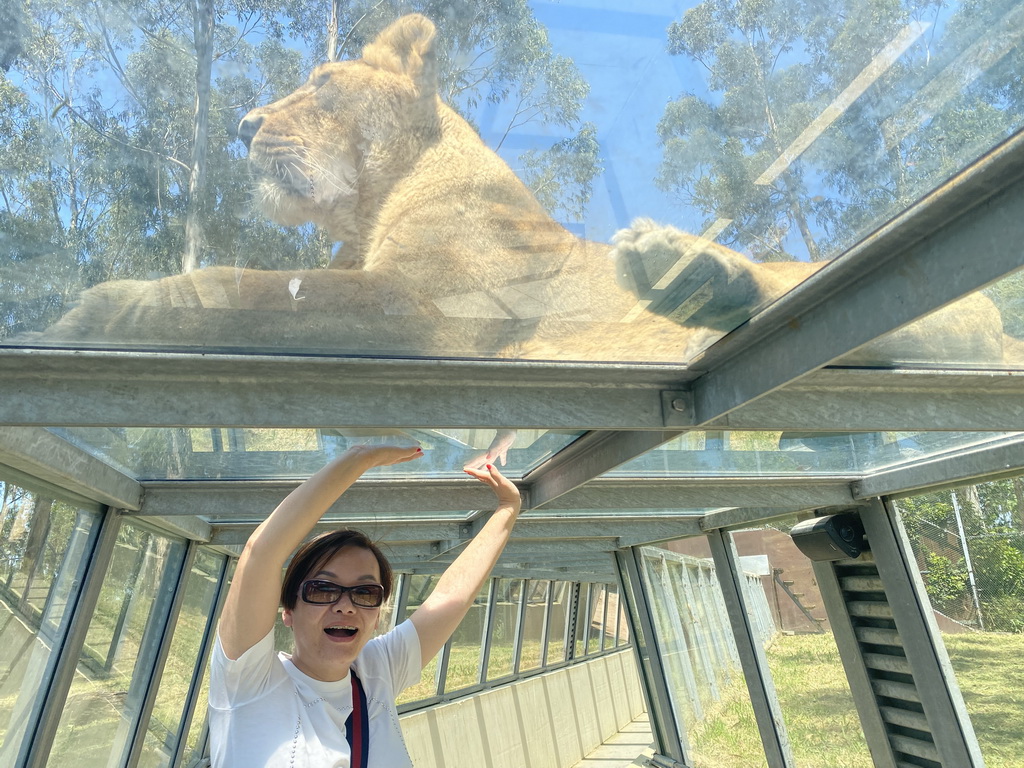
[299,580,385,608]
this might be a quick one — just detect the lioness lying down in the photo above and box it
[28,14,1011,365]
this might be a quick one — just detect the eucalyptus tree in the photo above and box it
[656,0,1024,263]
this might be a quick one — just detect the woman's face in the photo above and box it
[282,545,383,681]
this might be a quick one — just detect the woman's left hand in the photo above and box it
[463,463,521,510]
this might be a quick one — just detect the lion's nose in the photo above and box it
[237,114,264,151]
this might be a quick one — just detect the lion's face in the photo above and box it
[237,15,439,243]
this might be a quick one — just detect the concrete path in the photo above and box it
[570,715,655,767]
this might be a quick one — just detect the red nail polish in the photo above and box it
[486,464,492,470]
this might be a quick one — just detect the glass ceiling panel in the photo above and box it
[1,0,1021,366]
[611,430,1024,476]
[830,269,1024,369]
[49,427,581,481]
[48,426,1024,482]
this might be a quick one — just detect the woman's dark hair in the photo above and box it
[281,529,393,610]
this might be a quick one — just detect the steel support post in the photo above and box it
[170,554,232,768]
[20,507,123,768]
[706,529,793,768]
[123,539,197,767]
[861,498,985,767]
[614,547,690,766]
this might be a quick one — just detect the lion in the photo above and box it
[25,13,1015,367]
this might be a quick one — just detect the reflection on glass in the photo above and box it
[613,430,1024,477]
[2,2,1019,366]
[0,481,99,762]
[47,427,582,481]
[49,521,186,767]
[138,549,226,768]
[895,481,1024,768]
[640,541,764,768]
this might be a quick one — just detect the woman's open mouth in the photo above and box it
[324,625,358,640]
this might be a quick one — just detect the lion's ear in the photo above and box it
[362,14,438,94]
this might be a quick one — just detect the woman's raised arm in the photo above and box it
[218,444,423,660]
[409,464,522,666]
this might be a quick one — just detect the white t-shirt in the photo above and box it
[209,620,422,768]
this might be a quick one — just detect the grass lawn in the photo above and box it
[686,631,1023,768]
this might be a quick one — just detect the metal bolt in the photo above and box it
[671,398,688,412]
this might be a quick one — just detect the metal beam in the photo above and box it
[22,509,123,768]
[139,480,516,519]
[0,427,143,510]
[0,350,689,430]
[706,369,1024,431]
[526,430,683,509]
[207,515,704,547]
[615,547,690,764]
[687,130,1024,426]
[553,478,856,511]
[140,476,853,520]
[485,563,618,581]
[861,499,985,766]
[853,434,1024,499]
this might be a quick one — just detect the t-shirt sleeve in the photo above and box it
[209,627,283,709]
[362,619,423,695]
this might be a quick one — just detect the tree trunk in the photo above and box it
[182,0,214,273]
[326,0,341,62]
[1012,477,1024,530]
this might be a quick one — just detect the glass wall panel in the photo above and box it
[640,541,764,768]
[137,548,226,768]
[614,430,1024,477]
[516,580,546,672]
[47,521,186,767]
[443,581,491,693]
[4,0,1019,366]
[615,589,629,647]
[895,480,1024,768]
[397,574,439,704]
[485,579,521,681]
[179,557,234,768]
[728,520,872,767]
[0,480,100,763]
[545,581,571,664]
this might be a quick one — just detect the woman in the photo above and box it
[209,444,521,767]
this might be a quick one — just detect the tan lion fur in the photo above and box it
[31,14,1012,366]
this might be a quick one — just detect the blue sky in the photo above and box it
[478,1,707,244]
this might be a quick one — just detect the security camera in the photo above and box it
[789,512,866,561]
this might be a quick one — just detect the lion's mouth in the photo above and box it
[249,144,315,198]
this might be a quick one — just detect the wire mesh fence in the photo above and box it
[894,477,1024,633]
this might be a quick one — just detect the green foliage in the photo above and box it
[923,551,969,613]
[898,478,1024,633]
[658,0,1024,263]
